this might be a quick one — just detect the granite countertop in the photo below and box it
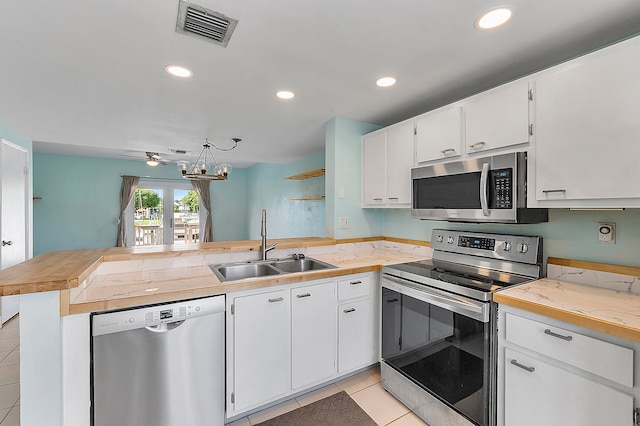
[494,278,640,342]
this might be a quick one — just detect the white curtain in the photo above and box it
[191,180,213,242]
[116,175,139,247]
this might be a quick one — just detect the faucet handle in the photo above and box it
[292,253,305,260]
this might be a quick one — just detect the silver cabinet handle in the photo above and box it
[529,123,534,136]
[542,189,566,194]
[1,241,12,246]
[388,197,399,200]
[511,359,535,373]
[343,308,356,313]
[544,329,573,341]
[440,148,456,155]
[373,198,383,201]
[296,293,311,298]
[268,297,284,303]
[386,298,399,303]
[350,280,362,285]
[469,141,486,149]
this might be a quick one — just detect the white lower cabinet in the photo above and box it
[498,306,638,426]
[505,347,633,426]
[232,289,291,414]
[291,281,336,389]
[227,272,378,419]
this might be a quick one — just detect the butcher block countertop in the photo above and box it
[495,278,640,342]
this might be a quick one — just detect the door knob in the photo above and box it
[1,241,12,246]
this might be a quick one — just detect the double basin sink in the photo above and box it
[210,257,337,282]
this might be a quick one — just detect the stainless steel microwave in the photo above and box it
[411,152,548,223]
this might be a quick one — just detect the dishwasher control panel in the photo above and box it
[92,295,225,336]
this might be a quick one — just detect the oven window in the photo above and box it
[413,172,482,209]
[382,287,490,426]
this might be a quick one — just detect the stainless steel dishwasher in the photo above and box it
[91,295,225,426]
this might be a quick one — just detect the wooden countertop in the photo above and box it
[495,278,640,342]
[0,237,336,296]
[68,248,429,315]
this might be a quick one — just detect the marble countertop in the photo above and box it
[494,278,640,342]
[68,248,430,315]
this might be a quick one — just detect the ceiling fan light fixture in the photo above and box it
[146,159,159,167]
[165,64,193,78]
[476,7,513,30]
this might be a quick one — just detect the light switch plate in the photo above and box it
[597,222,615,244]
[339,217,349,229]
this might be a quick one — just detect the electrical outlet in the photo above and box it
[339,217,349,229]
[338,186,345,199]
[597,222,615,244]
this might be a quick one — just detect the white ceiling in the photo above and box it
[1,0,640,168]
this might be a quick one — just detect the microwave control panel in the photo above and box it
[490,168,512,209]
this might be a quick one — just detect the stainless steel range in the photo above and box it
[381,229,542,426]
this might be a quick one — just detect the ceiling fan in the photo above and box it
[144,152,170,166]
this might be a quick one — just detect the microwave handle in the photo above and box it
[480,162,489,216]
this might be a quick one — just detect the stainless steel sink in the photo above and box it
[270,258,336,273]
[211,263,281,282]
[211,256,336,282]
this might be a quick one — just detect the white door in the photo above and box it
[0,140,28,324]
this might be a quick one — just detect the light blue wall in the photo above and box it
[32,153,248,255]
[245,151,325,239]
[325,117,383,238]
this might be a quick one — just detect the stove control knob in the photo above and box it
[447,236,454,244]
[516,243,529,254]
[502,242,512,251]
[436,235,443,243]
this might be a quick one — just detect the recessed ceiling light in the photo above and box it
[476,7,513,30]
[276,90,295,100]
[376,77,397,87]
[164,64,193,78]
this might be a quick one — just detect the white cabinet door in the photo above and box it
[465,80,530,154]
[338,298,373,373]
[385,122,414,206]
[415,104,463,164]
[535,36,640,204]
[504,348,633,426]
[362,131,387,205]
[232,289,290,413]
[291,281,336,390]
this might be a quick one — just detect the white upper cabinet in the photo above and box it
[464,80,531,155]
[362,121,413,208]
[415,104,463,164]
[534,35,640,207]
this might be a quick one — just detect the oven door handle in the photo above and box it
[382,275,489,323]
[480,162,490,216]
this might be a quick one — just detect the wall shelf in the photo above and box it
[284,168,325,180]
[285,196,325,201]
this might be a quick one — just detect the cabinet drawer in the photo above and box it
[505,313,633,387]
[337,275,370,301]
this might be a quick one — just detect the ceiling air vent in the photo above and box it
[176,1,238,47]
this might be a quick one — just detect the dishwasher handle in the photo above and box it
[146,321,185,332]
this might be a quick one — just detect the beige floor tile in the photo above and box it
[0,352,18,369]
[0,366,19,387]
[226,416,251,426]
[0,330,18,341]
[1,318,18,330]
[0,384,19,411]
[369,364,381,379]
[0,408,9,423]
[0,341,17,354]
[295,384,342,407]
[0,406,19,426]
[0,354,10,366]
[350,383,410,426]
[248,398,300,425]
[335,370,379,395]
[387,411,430,426]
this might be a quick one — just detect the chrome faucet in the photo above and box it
[260,209,278,260]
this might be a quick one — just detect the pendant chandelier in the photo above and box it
[177,138,240,181]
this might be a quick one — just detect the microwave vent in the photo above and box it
[176,1,238,47]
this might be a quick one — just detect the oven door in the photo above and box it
[381,274,495,426]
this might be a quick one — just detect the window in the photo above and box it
[125,181,202,246]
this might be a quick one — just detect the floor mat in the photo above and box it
[400,345,484,405]
[254,391,377,426]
